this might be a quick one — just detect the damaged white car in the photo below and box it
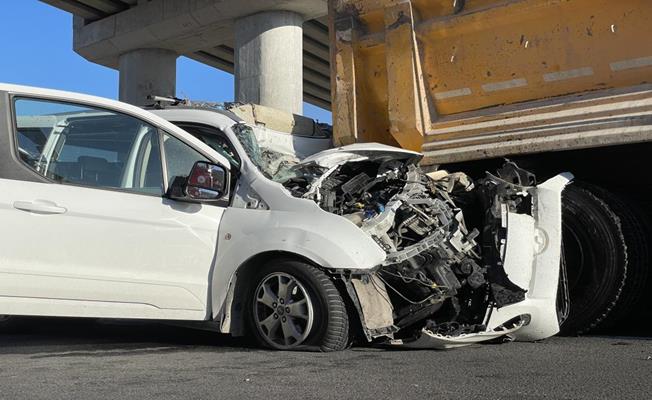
[0,84,571,351]
[151,101,572,350]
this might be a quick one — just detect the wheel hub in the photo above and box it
[253,272,314,349]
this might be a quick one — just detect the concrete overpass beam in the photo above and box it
[234,11,303,115]
[118,48,177,106]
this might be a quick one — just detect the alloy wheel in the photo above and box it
[253,272,314,349]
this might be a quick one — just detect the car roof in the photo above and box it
[149,107,242,133]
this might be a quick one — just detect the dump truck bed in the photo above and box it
[329,0,652,164]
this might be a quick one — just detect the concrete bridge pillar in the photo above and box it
[118,48,177,106]
[234,11,304,115]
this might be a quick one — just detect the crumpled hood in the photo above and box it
[300,143,422,168]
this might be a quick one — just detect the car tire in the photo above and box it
[246,259,350,351]
[559,184,627,335]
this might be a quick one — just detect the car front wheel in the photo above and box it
[247,259,350,351]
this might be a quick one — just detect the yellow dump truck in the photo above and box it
[328,0,652,334]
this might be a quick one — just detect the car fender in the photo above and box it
[210,207,386,320]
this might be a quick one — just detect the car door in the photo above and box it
[0,95,225,321]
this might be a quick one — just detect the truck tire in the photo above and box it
[559,184,627,335]
[247,259,350,351]
[578,184,650,331]
[0,315,16,333]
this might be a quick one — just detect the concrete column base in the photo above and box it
[235,11,304,115]
[119,49,177,106]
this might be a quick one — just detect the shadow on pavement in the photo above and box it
[1,316,649,355]
[0,317,253,355]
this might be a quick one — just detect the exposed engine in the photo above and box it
[280,152,533,341]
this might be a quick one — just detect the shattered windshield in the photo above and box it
[232,124,266,175]
[232,123,299,180]
[271,160,326,185]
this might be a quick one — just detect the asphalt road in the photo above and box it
[0,318,650,400]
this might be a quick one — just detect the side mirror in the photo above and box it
[168,161,229,203]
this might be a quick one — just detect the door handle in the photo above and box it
[13,200,67,215]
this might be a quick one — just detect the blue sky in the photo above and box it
[0,1,332,123]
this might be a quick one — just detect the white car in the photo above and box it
[0,84,571,350]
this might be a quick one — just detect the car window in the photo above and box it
[13,97,164,195]
[162,133,209,184]
[172,123,240,168]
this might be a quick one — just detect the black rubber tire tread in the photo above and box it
[246,259,350,352]
[578,183,651,330]
[0,316,18,334]
[316,269,351,352]
[560,184,628,335]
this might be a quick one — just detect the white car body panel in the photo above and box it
[486,173,572,340]
[0,180,222,320]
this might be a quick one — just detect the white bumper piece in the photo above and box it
[485,173,573,341]
[395,318,526,349]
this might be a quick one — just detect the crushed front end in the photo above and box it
[279,146,571,348]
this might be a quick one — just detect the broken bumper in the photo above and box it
[349,173,573,348]
[484,173,573,341]
[406,173,572,348]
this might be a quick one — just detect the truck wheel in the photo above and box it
[578,184,650,330]
[247,259,350,351]
[0,315,15,333]
[559,184,627,335]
